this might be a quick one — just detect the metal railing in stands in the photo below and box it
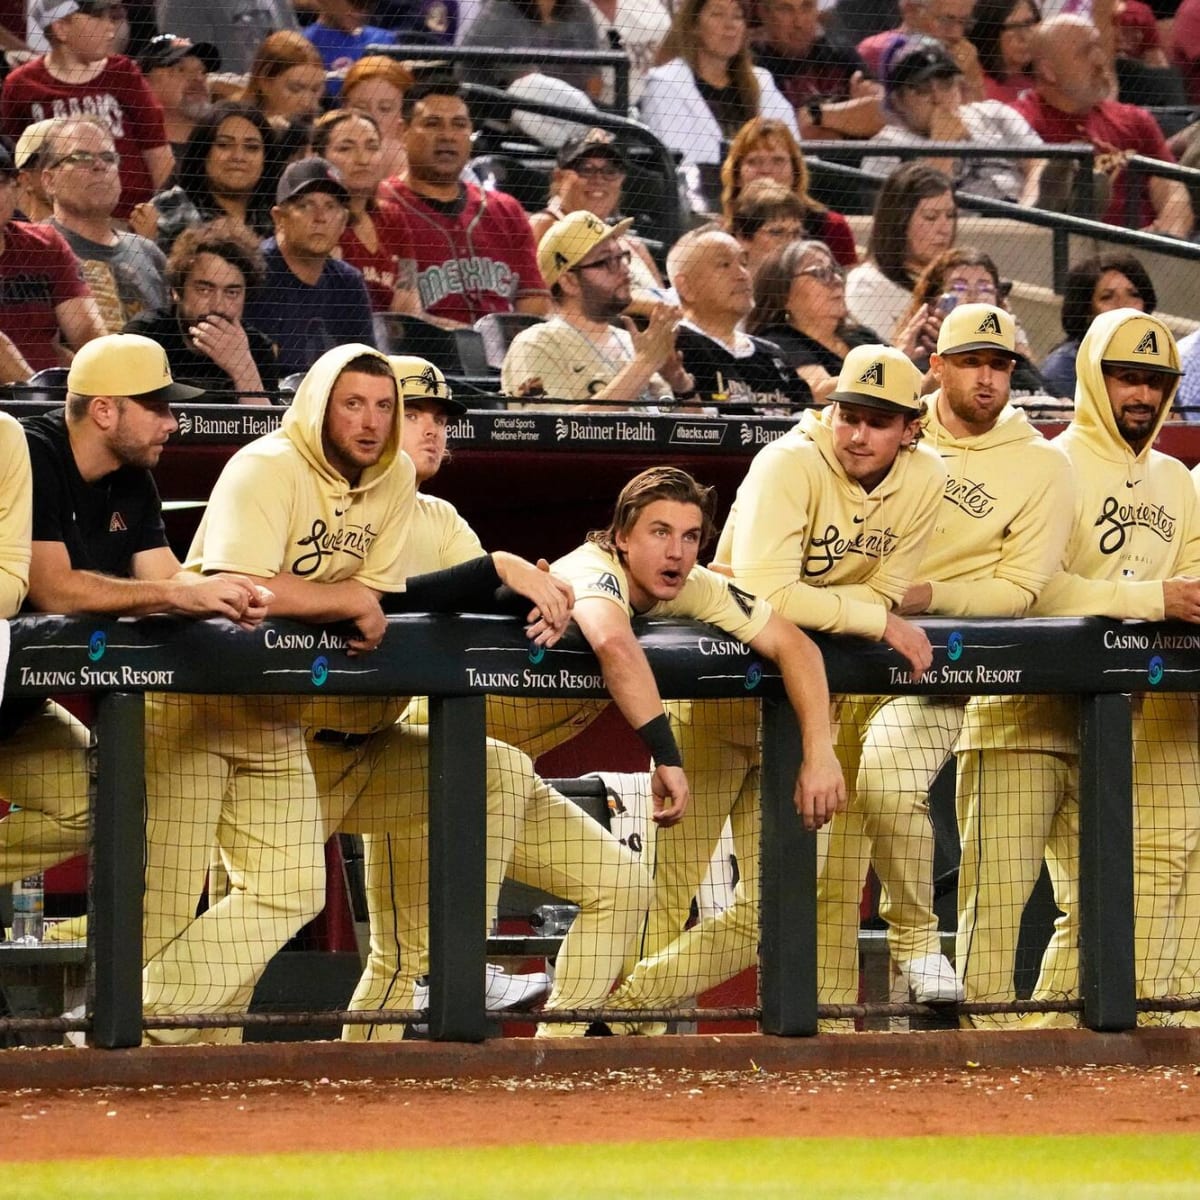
[804,154,1200,294]
[369,43,633,115]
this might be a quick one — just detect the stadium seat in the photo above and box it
[474,312,545,369]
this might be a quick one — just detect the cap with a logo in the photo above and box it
[1102,314,1184,376]
[14,118,59,170]
[556,127,627,172]
[828,344,923,414]
[537,210,634,287]
[884,35,962,96]
[66,334,205,403]
[137,33,220,75]
[32,0,117,30]
[936,302,1019,359]
[389,355,467,415]
[275,157,350,207]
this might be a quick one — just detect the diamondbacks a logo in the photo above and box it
[554,251,570,270]
[108,512,127,532]
[975,311,1002,335]
[417,364,440,392]
[857,360,885,388]
[1133,329,1160,357]
[727,582,756,619]
[593,572,622,599]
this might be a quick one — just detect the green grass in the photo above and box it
[6,1135,1200,1199]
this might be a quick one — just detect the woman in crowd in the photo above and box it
[747,239,880,402]
[898,246,1053,398]
[640,0,797,207]
[529,129,664,298]
[150,103,278,251]
[1040,251,1155,398]
[342,55,413,182]
[968,0,1041,103]
[720,116,857,267]
[845,163,956,344]
[243,30,327,128]
[312,109,414,313]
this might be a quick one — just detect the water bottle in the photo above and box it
[10,873,44,944]
[530,903,580,937]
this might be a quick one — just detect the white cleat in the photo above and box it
[898,953,964,1004]
[413,964,552,1014]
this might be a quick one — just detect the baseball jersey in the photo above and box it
[917,398,1075,616]
[675,324,812,412]
[0,413,31,620]
[502,316,672,408]
[0,221,91,372]
[383,180,548,326]
[717,407,946,639]
[0,55,168,219]
[336,201,412,313]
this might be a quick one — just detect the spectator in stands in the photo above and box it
[898,246,1053,398]
[124,220,278,402]
[858,0,986,100]
[150,102,278,252]
[342,54,413,181]
[846,162,956,342]
[12,117,57,223]
[244,156,376,377]
[968,0,1040,102]
[864,35,1047,207]
[668,226,811,409]
[243,30,327,129]
[528,128,665,303]
[720,116,858,267]
[154,0,299,77]
[747,238,882,402]
[43,116,169,331]
[1013,15,1194,238]
[304,0,396,91]
[1039,249,1154,398]
[312,109,413,313]
[386,80,550,327]
[728,178,809,276]
[640,0,799,207]
[460,0,601,99]
[0,0,173,221]
[582,0,671,107]
[138,34,218,155]
[1174,0,1200,105]
[501,209,691,408]
[0,140,105,374]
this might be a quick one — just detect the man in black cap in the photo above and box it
[863,35,1049,206]
[138,33,219,154]
[244,156,376,377]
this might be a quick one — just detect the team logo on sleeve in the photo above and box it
[1133,329,1160,357]
[975,311,1002,335]
[727,582,756,618]
[593,572,622,598]
[857,360,885,388]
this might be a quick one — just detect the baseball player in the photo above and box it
[851,305,1075,1004]
[604,346,946,1021]
[958,309,1200,1027]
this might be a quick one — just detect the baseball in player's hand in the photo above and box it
[794,746,846,831]
[883,610,933,676]
[650,763,690,826]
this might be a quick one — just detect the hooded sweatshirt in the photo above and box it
[187,342,416,734]
[961,310,1200,753]
[716,407,946,640]
[917,398,1075,617]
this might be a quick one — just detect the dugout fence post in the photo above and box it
[90,691,145,1049]
[428,695,489,1042]
[1078,692,1136,1031]
[759,697,818,1036]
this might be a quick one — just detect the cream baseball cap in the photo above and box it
[537,210,634,287]
[936,302,1018,359]
[388,355,466,415]
[828,344,923,414]
[66,334,205,403]
[1101,313,1183,376]
[14,118,59,170]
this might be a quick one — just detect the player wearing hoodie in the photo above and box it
[957,309,1200,1026]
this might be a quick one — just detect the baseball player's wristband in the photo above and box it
[381,555,503,614]
[637,713,682,767]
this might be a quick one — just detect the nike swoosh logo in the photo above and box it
[1125,481,1137,488]
[853,516,864,524]
[572,365,586,373]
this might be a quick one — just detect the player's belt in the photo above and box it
[312,729,372,748]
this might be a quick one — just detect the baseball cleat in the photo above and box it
[898,953,964,1004]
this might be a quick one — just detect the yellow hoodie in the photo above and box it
[918,398,1075,616]
[716,407,946,639]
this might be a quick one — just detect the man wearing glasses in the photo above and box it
[0,0,173,219]
[501,210,693,409]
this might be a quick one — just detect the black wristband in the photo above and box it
[671,385,699,402]
[636,712,682,767]
[806,98,823,127]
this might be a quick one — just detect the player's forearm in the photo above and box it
[775,632,836,757]
[926,577,1037,618]
[261,572,381,624]
[27,568,192,617]
[589,626,669,729]
[0,566,27,619]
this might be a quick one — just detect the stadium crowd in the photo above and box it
[0,0,1197,1041]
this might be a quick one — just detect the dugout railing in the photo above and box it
[1,610,1196,1048]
